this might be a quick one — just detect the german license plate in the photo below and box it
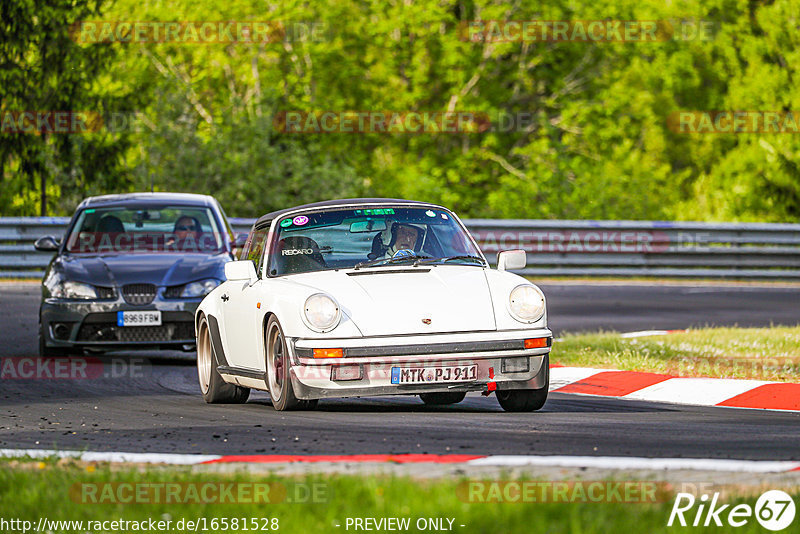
[117,310,161,327]
[391,364,477,384]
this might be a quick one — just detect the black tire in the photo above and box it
[38,319,71,357]
[39,330,63,357]
[419,392,467,405]
[197,315,250,404]
[496,355,549,412]
[266,317,317,411]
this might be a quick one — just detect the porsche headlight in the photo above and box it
[53,280,98,299]
[181,278,221,298]
[508,285,545,323]
[303,293,341,331]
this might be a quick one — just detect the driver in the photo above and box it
[383,222,422,258]
[167,215,202,250]
[174,216,201,240]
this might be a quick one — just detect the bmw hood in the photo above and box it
[288,266,497,336]
[55,253,228,288]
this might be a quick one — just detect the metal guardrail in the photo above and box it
[2,217,800,279]
[0,217,255,279]
[468,219,800,278]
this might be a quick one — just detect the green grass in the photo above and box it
[0,461,794,533]
[554,326,800,381]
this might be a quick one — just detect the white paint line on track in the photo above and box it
[619,330,686,338]
[624,377,776,406]
[549,367,619,391]
[466,455,800,473]
[0,448,221,465]
[80,452,222,465]
[3,449,798,473]
[619,330,671,338]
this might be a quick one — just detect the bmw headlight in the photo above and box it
[53,280,98,299]
[303,293,341,331]
[181,279,221,298]
[508,285,545,323]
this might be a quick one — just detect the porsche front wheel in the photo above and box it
[495,355,549,412]
[266,317,317,411]
[419,392,467,405]
[197,315,250,404]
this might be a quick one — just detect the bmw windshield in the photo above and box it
[268,207,483,276]
[64,205,225,254]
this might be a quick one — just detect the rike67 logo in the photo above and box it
[668,490,796,530]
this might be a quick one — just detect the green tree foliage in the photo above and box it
[0,0,140,214]
[1,0,799,221]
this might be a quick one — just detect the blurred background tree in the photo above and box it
[1,0,798,221]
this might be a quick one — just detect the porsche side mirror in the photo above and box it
[497,249,526,271]
[224,260,258,283]
[34,236,60,252]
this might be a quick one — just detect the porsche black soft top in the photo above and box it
[254,198,445,227]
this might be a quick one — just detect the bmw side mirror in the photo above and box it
[224,260,258,284]
[497,249,526,271]
[34,236,60,252]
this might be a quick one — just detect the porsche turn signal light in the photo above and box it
[524,338,548,349]
[313,348,344,358]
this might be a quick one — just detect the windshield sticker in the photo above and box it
[282,248,313,256]
[441,213,449,220]
[280,218,293,228]
[292,215,309,226]
[363,208,394,216]
[426,210,436,217]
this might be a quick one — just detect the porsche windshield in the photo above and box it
[268,207,483,276]
[64,205,224,253]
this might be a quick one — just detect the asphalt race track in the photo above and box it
[2,281,799,459]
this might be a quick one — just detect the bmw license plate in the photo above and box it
[391,364,477,384]
[117,310,161,327]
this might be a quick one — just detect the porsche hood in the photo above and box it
[288,267,497,336]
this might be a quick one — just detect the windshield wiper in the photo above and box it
[414,255,487,267]
[353,254,431,270]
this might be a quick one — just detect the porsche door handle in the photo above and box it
[221,294,229,302]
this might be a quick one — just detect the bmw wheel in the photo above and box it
[38,314,71,357]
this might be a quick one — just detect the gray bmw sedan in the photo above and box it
[34,192,241,356]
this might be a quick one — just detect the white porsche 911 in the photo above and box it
[195,198,552,411]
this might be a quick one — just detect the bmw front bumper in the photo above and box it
[40,295,202,351]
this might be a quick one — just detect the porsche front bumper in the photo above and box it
[286,329,552,400]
